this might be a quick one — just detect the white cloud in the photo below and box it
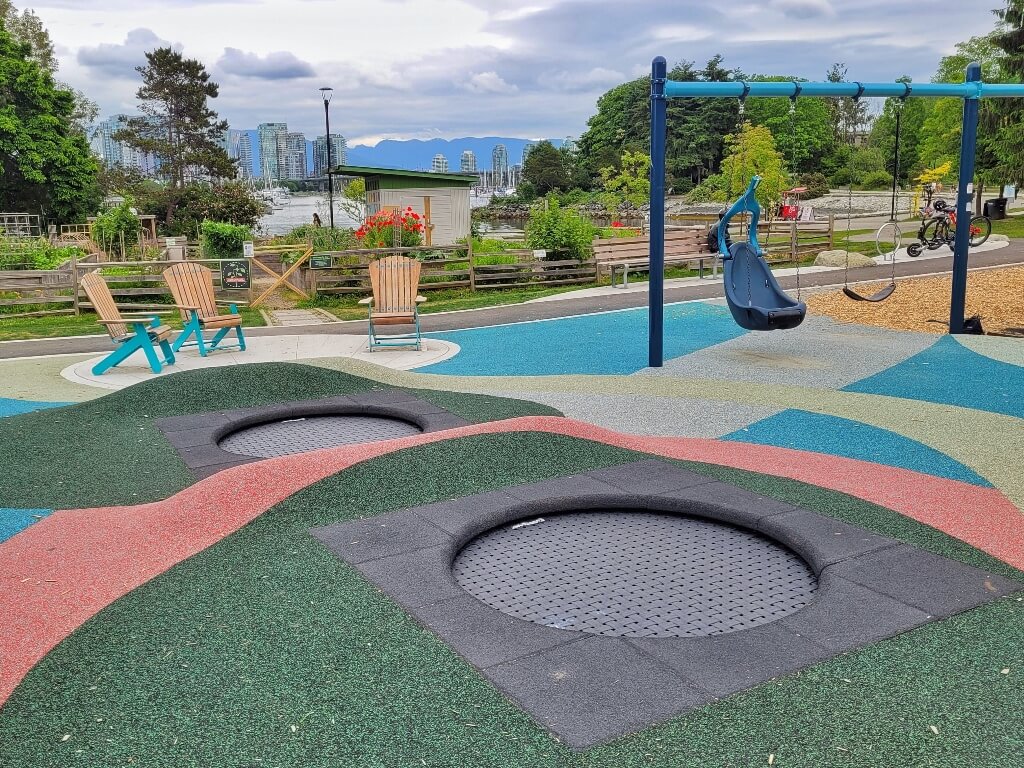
[770,0,836,16]
[464,71,519,94]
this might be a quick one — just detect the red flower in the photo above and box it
[612,221,623,227]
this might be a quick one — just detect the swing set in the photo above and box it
[647,58,1019,367]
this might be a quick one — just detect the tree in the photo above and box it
[1,1,97,133]
[0,28,99,221]
[140,181,268,237]
[985,3,1024,187]
[743,78,836,175]
[116,47,235,220]
[869,81,930,184]
[719,122,788,208]
[578,55,742,193]
[599,151,650,207]
[522,140,569,193]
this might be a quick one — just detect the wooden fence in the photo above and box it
[306,242,597,296]
[0,257,255,318]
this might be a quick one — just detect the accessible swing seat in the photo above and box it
[717,176,806,331]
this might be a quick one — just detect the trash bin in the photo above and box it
[984,197,1008,220]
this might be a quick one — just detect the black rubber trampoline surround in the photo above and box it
[311,459,1023,749]
[155,391,470,478]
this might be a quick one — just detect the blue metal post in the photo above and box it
[949,62,981,334]
[649,57,667,367]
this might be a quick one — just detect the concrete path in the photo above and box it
[59,334,459,391]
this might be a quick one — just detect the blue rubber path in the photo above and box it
[422,302,745,376]
[0,509,53,543]
[0,398,70,419]
[844,336,1024,419]
[724,409,993,487]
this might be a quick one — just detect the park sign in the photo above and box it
[309,253,334,269]
[221,259,251,290]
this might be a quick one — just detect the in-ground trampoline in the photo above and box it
[313,459,1021,749]
[156,391,470,478]
[453,510,818,638]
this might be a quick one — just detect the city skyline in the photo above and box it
[90,111,558,179]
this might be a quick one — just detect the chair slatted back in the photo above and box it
[163,263,219,321]
[80,271,127,339]
[368,255,421,315]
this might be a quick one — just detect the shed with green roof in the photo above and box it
[333,165,476,246]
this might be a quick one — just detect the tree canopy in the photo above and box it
[117,47,234,190]
[0,27,99,221]
[522,140,569,194]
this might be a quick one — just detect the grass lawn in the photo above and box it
[0,306,267,343]
[0,362,560,509]
[1,428,1021,767]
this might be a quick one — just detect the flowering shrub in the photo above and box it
[355,207,425,248]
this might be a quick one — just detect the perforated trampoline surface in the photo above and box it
[452,509,818,638]
[219,415,422,458]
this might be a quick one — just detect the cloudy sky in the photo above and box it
[33,0,997,145]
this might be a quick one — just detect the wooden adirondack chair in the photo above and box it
[162,263,246,357]
[358,255,426,351]
[79,271,176,376]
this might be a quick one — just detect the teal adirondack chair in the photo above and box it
[162,262,246,356]
[79,271,176,375]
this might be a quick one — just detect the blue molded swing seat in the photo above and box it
[718,176,806,332]
[724,243,806,331]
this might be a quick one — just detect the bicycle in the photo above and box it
[906,200,991,257]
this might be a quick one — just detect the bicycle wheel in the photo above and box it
[874,222,902,260]
[907,242,923,258]
[922,218,946,250]
[969,215,991,247]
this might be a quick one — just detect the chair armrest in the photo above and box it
[415,295,427,303]
[216,300,248,307]
[172,304,203,311]
[358,297,373,305]
[95,319,132,326]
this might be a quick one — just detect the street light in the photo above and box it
[319,86,335,229]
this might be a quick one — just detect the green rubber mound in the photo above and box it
[0,362,561,509]
[2,432,1021,767]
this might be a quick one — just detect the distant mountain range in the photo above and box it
[346,136,564,172]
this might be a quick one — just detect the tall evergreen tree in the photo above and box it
[986,1,1024,185]
[0,27,99,220]
[116,47,234,221]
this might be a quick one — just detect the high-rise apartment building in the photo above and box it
[222,129,251,177]
[238,133,254,178]
[257,122,288,179]
[431,153,449,173]
[89,114,156,174]
[276,132,307,180]
[460,150,477,173]
[491,144,509,186]
[313,134,347,177]
[521,141,537,165]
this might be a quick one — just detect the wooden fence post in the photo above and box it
[828,213,834,249]
[71,255,80,315]
[467,236,476,291]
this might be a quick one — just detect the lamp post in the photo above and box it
[319,86,335,229]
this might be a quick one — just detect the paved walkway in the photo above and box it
[59,334,459,391]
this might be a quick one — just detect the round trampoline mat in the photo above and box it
[219,415,422,458]
[452,509,817,638]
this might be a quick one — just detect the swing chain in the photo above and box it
[788,93,801,299]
